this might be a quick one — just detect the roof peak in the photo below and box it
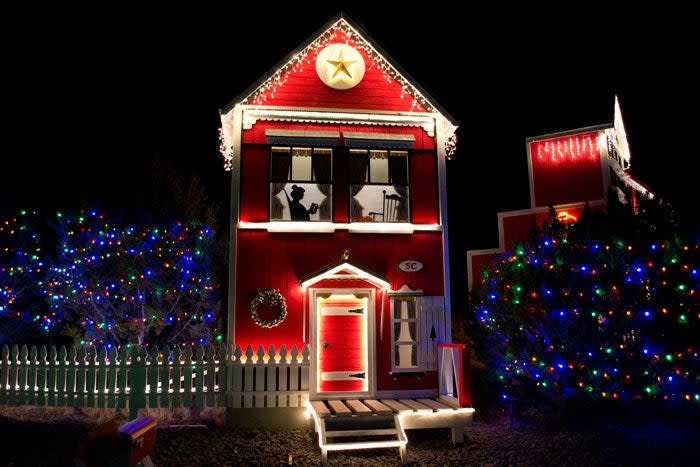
[220,13,456,126]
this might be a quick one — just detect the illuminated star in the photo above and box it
[326,50,356,79]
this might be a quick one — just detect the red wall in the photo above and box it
[240,146,270,222]
[240,122,438,224]
[250,30,429,113]
[530,132,605,207]
[469,203,607,288]
[234,230,444,391]
[410,149,438,224]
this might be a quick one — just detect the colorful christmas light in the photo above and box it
[472,217,700,405]
[46,210,221,347]
[0,210,44,343]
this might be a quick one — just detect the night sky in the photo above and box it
[3,4,698,251]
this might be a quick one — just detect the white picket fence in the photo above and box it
[0,343,310,417]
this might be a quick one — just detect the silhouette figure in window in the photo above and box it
[285,185,318,221]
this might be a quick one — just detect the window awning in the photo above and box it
[265,129,340,146]
[343,131,415,149]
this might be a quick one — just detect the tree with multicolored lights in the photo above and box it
[471,203,700,407]
[47,210,221,347]
[0,210,45,344]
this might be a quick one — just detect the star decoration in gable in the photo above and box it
[326,50,356,79]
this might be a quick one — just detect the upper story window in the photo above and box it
[270,147,332,221]
[349,149,409,222]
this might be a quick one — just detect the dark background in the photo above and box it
[2,4,698,310]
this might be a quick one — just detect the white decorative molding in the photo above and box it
[240,108,436,136]
[388,284,424,296]
[343,131,415,141]
[266,129,340,138]
[238,221,442,234]
[302,264,389,289]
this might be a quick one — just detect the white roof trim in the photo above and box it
[265,129,340,138]
[343,131,415,141]
[301,262,390,289]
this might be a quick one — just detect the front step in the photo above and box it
[306,402,407,465]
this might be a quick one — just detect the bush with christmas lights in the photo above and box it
[0,210,45,345]
[470,200,700,412]
[46,210,221,347]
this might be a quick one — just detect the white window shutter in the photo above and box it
[417,296,445,371]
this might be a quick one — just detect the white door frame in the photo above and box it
[309,287,376,399]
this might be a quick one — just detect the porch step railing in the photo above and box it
[437,343,472,407]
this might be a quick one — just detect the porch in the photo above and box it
[305,343,473,464]
[306,396,474,464]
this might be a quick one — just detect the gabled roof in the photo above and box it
[300,259,389,289]
[220,11,457,127]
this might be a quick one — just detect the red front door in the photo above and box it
[317,294,368,393]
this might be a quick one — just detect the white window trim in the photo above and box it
[390,296,422,373]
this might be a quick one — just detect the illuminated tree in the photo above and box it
[47,210,221,347]
[0,210,45,344]
[471,206,700,408]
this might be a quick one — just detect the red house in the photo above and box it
[467,97,654,289]
[218,13,472,458]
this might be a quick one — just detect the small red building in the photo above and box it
[467,97,654,289]
[219,15,471,447]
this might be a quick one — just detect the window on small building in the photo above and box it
[270,147,332,221]
[391,297,419,371]
[349,149,409,222]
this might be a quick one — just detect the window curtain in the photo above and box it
[313,154,331,220]
[270,155,292,220]
[390,156,409,222]
[270,183,288,220]
[349,155,369,184]
[350,184,365,220]
[392,185,409,222]
[349,155,369,220]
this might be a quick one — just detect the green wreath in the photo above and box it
[250,289,287,328]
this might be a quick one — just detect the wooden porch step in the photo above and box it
[380,399,413,414]
[398,399,434,414]
[309,400,331,418]
[327,400,353,416]
[308,397,468,419]
[363,399,393,415]
[346,399,373,415]
[417,398,453,412]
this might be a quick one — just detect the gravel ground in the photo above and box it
[152,421,700,466]
[2,409,699,466]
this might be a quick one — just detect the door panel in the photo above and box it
[317,294,368,393]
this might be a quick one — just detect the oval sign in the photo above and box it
[398,260,423,272]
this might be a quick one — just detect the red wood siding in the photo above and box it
[529,133,606,208]
[501,206,589,249]
[234,230,443,392]
[250,32,429,113]
[333,147,349,223]
[410,149,438,224]
[241,122,437,223]
[240,146,269,222]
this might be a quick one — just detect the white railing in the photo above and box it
[0,343,310,417]
[437,343,471,408]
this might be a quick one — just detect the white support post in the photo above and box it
[434,116,452,341]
